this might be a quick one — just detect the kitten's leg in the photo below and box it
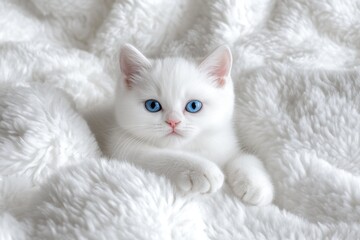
[128,150,224,194]
[225,154,274,205]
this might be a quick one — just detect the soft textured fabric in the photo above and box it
[0,0,360,239]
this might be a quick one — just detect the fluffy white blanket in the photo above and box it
[1,0,360,239]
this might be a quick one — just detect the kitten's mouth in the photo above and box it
[166,129,182,137]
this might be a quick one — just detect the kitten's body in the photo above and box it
[87,45,274,205]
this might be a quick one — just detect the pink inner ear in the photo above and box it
[124,77,132,88]
[199,46,232,88]
[210,58,230,87]
[120,59,135,88]
[120,54,139,78]
[218,78,226,87]
[213,58,229,77]
[119,44,151,89]
[120,59,131,77]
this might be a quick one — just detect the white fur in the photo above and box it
[0,85,101,184]
[0,42,114,112]
[24,159,208,240]
[0,212,27,240]
[90,44,274,204]
[2,0,360,239]
[0,176,36,240]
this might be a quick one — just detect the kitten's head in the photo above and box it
[115,44,234,147]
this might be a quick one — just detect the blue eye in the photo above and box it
[185,100,202,113]
[145,99,162,112]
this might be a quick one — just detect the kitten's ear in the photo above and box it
[119,44,151,88]
[199,45,232,87]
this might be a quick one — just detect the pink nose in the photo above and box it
[166,119,180,128]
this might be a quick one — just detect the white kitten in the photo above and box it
[88,44,274,205]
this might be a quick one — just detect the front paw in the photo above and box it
[175,163,224,194]
[227,169,274,206]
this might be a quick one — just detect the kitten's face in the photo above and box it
[115,45,234,147]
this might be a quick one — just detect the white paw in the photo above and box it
[228,170,274,206]
[175,163,224,194]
